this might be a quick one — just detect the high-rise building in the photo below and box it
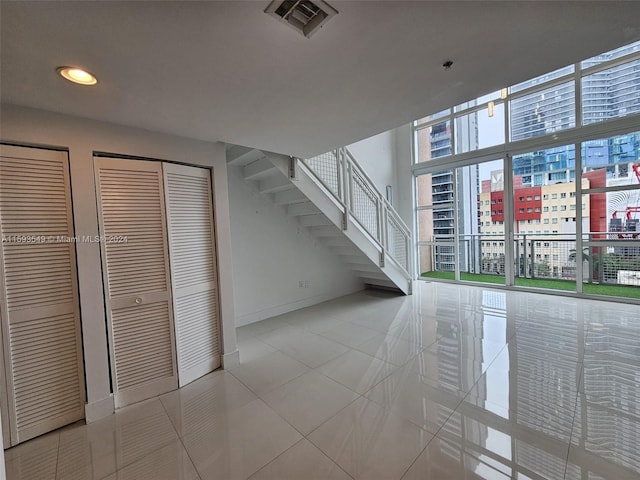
[416,41,640,277]
[416,114,479,272]
[510,44,640,188]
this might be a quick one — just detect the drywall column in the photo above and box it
[210,154,239,369]
[72,144,113,421]
[0,414,4,479]
[0,104,238,420]
[393,124,414,228]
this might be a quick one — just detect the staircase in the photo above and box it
[226,146,413,294]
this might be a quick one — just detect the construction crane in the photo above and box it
[611,207,640,238]
[609,162,640,239]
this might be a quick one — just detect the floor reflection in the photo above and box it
[3,282,640,480]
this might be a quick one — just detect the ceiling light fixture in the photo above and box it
[57,66,98,86]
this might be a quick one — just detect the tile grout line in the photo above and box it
[157,397,203,480]
[53,433,61,480]
[67,400,190,479]
[116,405,192,475]
[249,435,355,480]
[562,362,584,480]
[396,339,514,480]
[227,351,310,399]
[302,348,437,480]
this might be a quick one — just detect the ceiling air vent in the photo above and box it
[265,0,338,38]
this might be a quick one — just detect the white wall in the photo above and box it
[227,164,363,326]
[393,124,415,229]
[347,126,414,227]
[347,130,397,200]
[0,104,238,422]
[347,125,416,276]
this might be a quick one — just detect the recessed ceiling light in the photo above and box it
[57,66,98,86]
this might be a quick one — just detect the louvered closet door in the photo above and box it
[163,163,220,387]
[94,157,177,408]
[0,145,84,447]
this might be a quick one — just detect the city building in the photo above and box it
[415,41,640,282]
[478,172,590,277]
[416,113,479,272]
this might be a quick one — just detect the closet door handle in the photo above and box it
[135,297,143,305]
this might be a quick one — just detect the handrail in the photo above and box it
[343,148,411,235]
[299,146,412,276]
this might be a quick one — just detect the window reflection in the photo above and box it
[415,289,640,479]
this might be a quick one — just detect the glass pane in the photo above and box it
[417,208,434,242]
[455,163,479,273]
[581,39,640,69]
[509,81,575,141]
[415,120,452,162]
[582,57,640,125]
[417,167,456,278]
[583,198,640,297]
[582,132,640,181]
[418,168,456,279]
[415,109,450,124]
[582,245,640,299]
[418,245,433,277]
[513,145,575,187]
[431,172,455,206]
[582,189,640,240]
[455,104,505,154]
[433,244,456,271]
[418,245,454,279]
[465,159,506,284]
[510,64,574,94]
[432,207,455,238]
[454,90,501,112]
[416,173,433,207]
[512,147,577,291]
[583,187,640,298]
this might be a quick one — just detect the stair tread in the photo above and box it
[233,148,410,294]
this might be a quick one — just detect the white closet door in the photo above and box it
[94,157,177,408]
[0,145,84,447]
[163,163,220,387]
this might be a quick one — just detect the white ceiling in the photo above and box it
[2,1,640,158]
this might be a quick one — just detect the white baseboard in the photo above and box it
[85,395,114,423]
[222,349,240,369]
[235,286,363,327]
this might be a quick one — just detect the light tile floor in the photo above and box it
[4,282,640,479]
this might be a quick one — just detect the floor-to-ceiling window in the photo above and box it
[413,40,640,300]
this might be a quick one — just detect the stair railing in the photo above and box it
[299,147,412,277]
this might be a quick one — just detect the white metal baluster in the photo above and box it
[336,149,343,202]
[382,203,388,250]
[375,196,380,242]
[383,204,388,252]
[347,156,354,213]
[334,151,340,198]
[341,148,350,230]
